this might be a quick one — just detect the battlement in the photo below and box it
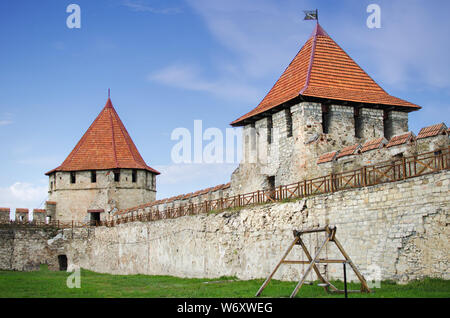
[317,123,449,175]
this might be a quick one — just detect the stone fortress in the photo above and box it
[0,23,448,284]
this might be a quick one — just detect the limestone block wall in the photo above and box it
[231,102,411,195]
[48,169,157,222]
[0,208,10,222]
[64,170,449,283]
[0,226,64,271]
[15,209,29,222]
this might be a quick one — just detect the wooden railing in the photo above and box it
[1,147,448,229]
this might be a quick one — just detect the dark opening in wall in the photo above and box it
[90,212,100,226]
[267,175,275,199]
[132,169,137,183]
[113,169,120,182]
[267,116,273,144]
[58,255,67,271]
[70,172,76,184]
[354,107,362,138]
[383,110,392,140]
[91,171,96,183]
[321,104,330,134]
[286,108,293,137]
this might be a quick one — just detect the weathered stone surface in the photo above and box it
[62,170,449,283]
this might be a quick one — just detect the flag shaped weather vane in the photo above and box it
[303,9,318,22]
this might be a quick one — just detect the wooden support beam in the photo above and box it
[290,234,331,298]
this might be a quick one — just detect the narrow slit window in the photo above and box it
[132,169,137,183]
[354,107,362,138]
[113,169,120,182]
[267,116,273,144]
[286,108,293,137]
[70,172,76,184]
[91,171,96,183]
[322,104,330,134]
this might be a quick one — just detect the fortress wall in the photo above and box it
[0,226,64,271]
[63,169,449,283]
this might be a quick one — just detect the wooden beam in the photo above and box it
[290,235,330,298]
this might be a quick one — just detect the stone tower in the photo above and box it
[45,97,160,222]
[230,23,421,195]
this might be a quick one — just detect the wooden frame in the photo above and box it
[255,225,371,298]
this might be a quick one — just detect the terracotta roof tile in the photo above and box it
[33,209,46,213]
[16,208,29,213]
[386,132,415,148]
[231,23,419,126]
[336,144,361,159]
[416,123,447,139]
[0,208,10,212]
[46,201,57,205]
[317,151,337,164]
[46,98,159,175]
[361,137,386,153]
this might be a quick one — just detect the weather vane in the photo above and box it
[303,9,318,23]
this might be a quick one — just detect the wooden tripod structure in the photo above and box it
[255,225,371,298]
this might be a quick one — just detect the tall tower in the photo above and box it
[230,23,420,195]
[45,97,160,222]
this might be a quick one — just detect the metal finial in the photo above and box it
[108,88,110,98]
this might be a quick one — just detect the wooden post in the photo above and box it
[290,234,331,298]
[332,237,370,293]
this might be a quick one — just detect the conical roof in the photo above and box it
[231,23,420,126]
[46,98,160,175]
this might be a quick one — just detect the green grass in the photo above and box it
[0,265,448,298]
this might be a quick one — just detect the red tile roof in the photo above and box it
[46,201,57,205]
[16,208,29,213]
[33,209,46,213]
[386,132,415,148]
[231,23,419,126]
[361,137,386,153]
[46,98,159,175]
[317,151,338,164]
[416,123,447,139]
[0,207,10,212]
[336,144,361,159]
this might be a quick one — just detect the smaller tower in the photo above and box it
[45,97,160,222]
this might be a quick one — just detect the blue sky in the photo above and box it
[0,0,449,211]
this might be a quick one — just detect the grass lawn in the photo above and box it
[0,265,448,298]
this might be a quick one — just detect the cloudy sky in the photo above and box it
[0,0,449,212]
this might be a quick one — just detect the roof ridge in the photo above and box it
[108,102,119,167]
[300,24,319,95]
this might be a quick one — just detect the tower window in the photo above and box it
[354,107,362,138]
[267,116,273,144]
[70,172,76,184]
[132,169,137,183]
[113,169,120,182]
[286,108,293,137]
[91,171,96,183]
[321,104,330,134]
[383,110,392,140]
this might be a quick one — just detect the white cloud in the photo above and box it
[122,0,181,14]
[0,120,12,126]
[148,63,260,102]
[0,182,48,219]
